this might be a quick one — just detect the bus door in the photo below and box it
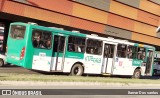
[145,50,154,74]
[51,34,66,71]
[102,43,115,74]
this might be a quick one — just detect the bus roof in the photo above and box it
[87,34,154,49]
[10,22,155,49]
[10,22,87,37]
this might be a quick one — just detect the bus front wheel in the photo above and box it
[132,69,141,79]
[70,64,83,76]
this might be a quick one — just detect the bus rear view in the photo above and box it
[6,23,27,67]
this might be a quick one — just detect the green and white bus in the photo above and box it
[6,22,155,78]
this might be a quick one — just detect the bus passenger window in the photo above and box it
[32,29,52,49]
[68,36,85,53]
[86,39,102,55]
[33,34,44,48]
[68,44,75,52]
[127,46,137,59]
[137,47,146,60]
[117,44,127,58]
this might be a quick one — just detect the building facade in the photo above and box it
[0,0,160,50]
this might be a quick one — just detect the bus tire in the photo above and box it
[70,63,83,76]
[0,59,4,67]
[132,69,141,79]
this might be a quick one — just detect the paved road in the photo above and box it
[0,65,39,74]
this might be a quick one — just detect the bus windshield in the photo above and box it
[10,25,26,39]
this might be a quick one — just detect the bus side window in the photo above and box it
[127,46,137,59]
[86,39,102,55]
[117,44,127,58]
[32,29,52,49]
[68,36,85,53]
[137,47,146,60]
[32,30,43,48]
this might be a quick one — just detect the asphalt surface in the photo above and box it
[0,65,38,74]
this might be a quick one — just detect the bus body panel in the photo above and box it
[32,55,51,71]
[112,58,143,76]
[6,23,28,67]
[7,39,26,66]
[113,58,132,75]
[32,49,52,71]
[84,54,103,74]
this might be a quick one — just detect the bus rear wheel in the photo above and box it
[70,64,83,76]
[0,59,4,67]
[132,69,141,79]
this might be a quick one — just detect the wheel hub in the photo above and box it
[74,67,79,75]
[135,72,140,78]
